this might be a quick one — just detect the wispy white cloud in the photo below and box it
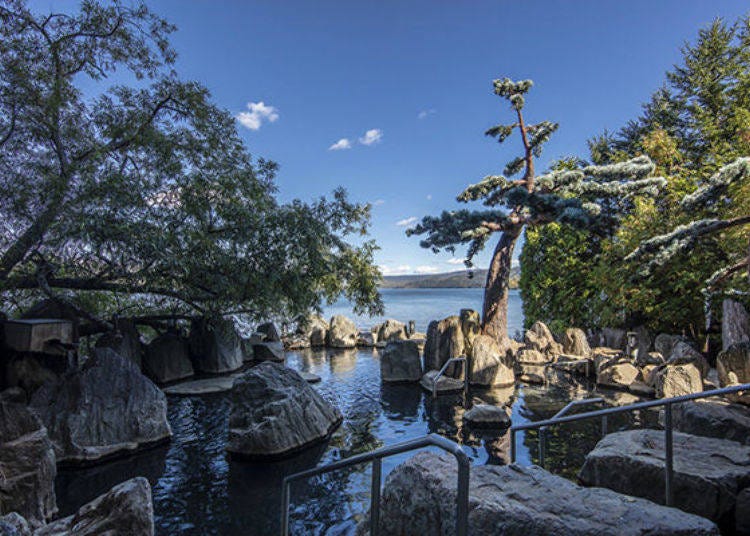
[446,258,465,265]
[415,265,440,274]
[328,138,352,151]
[236,101,279,130]
[426,194,432,200]
[379,264,413,276]
[418,108,436,119]
[359,128,383,146]
[396,216,418,227]
[372,199,385,206]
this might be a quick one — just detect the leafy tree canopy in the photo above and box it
[0,0,383,328]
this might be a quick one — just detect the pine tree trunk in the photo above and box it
[481,224,522,343]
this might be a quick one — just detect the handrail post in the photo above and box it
[538,426,546,468]
[463,358,469,402]
[664,403,674,507]
[280,480,291,536]
[370,458,382,536]
[601,414,608,437]
[510,428,516,463]
[455,455,470,536]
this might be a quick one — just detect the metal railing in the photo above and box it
[509,382,750,506]
[280,433,470,536]
[430,356,469,399]
[537,397,604,468]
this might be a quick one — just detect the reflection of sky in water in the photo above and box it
[54,290,655,535]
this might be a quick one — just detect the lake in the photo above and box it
[54,288,650,535]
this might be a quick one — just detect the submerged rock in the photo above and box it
[189,317,243,373]
[419,370,464,394]
[0,393,57,527]
[380,340,422,383]
[226,362,341,459]
[142,333,194,384]
[362,451,718,535]
[29,349,171,465]
[35,477,154,536]
[326,315,358,348]
[579,429,750,527]
[462,403,511,428]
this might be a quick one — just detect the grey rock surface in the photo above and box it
[469,334,514,387]
[252,341,285,362]
[35,477,154,536]
[363,451,718,535]
[419,370,464,394]
[423,316,465,376]
[462,404,511,428]
[673,399,750,445]
[579,429,750,525]
[94,319,142,370]
[376,319,408,343]
[29,349,171,465]
[256,322,281,343]
[142,333,194,384]
[380,340,422,382]
[326,315,358,348]
[723,299,750,351]
[0,394,57,527]
[189,317,243,373]
[562,328,592,357]
[226,362,342,459]
[655,363,703,399]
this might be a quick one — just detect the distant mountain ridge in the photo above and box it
[381,268,520,289]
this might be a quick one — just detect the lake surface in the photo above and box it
[54,288,652,535]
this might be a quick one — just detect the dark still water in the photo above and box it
[54,289,653,535]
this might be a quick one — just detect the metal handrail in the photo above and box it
[538,397,604,467]
[280,433,470,536]
[431,356,469,399]
[509,382,750,506]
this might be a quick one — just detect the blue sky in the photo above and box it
[33,0,750,275]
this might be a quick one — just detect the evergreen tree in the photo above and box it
[407,77,664,344]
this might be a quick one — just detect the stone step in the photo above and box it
[361,451,719,535]
[579,429,750,532]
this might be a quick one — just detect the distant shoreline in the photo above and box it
[380,268,520,290]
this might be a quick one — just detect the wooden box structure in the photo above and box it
[3,319,74,355]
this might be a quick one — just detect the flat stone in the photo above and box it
[597,362,639,390]
[361,451,718,535]
[35,477,154,536]
[463,404,511,428]
[299,371,321,383]
[162,374,242,395]
[579,429,750,526]
[419,370,464,394]
[226,362,342,459]
[673,399,750,445]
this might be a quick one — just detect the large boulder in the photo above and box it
[562,328,591,357]
[0,392,57,527]
[363,451,718,535]
[189,317,243,373]
[326,315,358,348]
[579,429,750,528]
[601,327,627,350]
[302,315,328,347]
[459,309,481,353]
[376,320,408,344]
[422,316,464,376]
[142,333,194,384]
[255,322,281,343]
[673,399,750,445]
[29,349,171,465]
[597,361,639,390]
[723,299,750,351]
[463,403,511,429]
[668,341,709,378]
[35,477,154,536]
[380,340,422,383]
[226,362,341,459]
[469,334,514,387]
[655,333,683,359]
[523,321,562,357]
[251,341,285,362]
[94,319,142,369]
[717,342,750,389]
[655,363,703,399]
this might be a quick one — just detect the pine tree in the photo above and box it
[407,77,665,344]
